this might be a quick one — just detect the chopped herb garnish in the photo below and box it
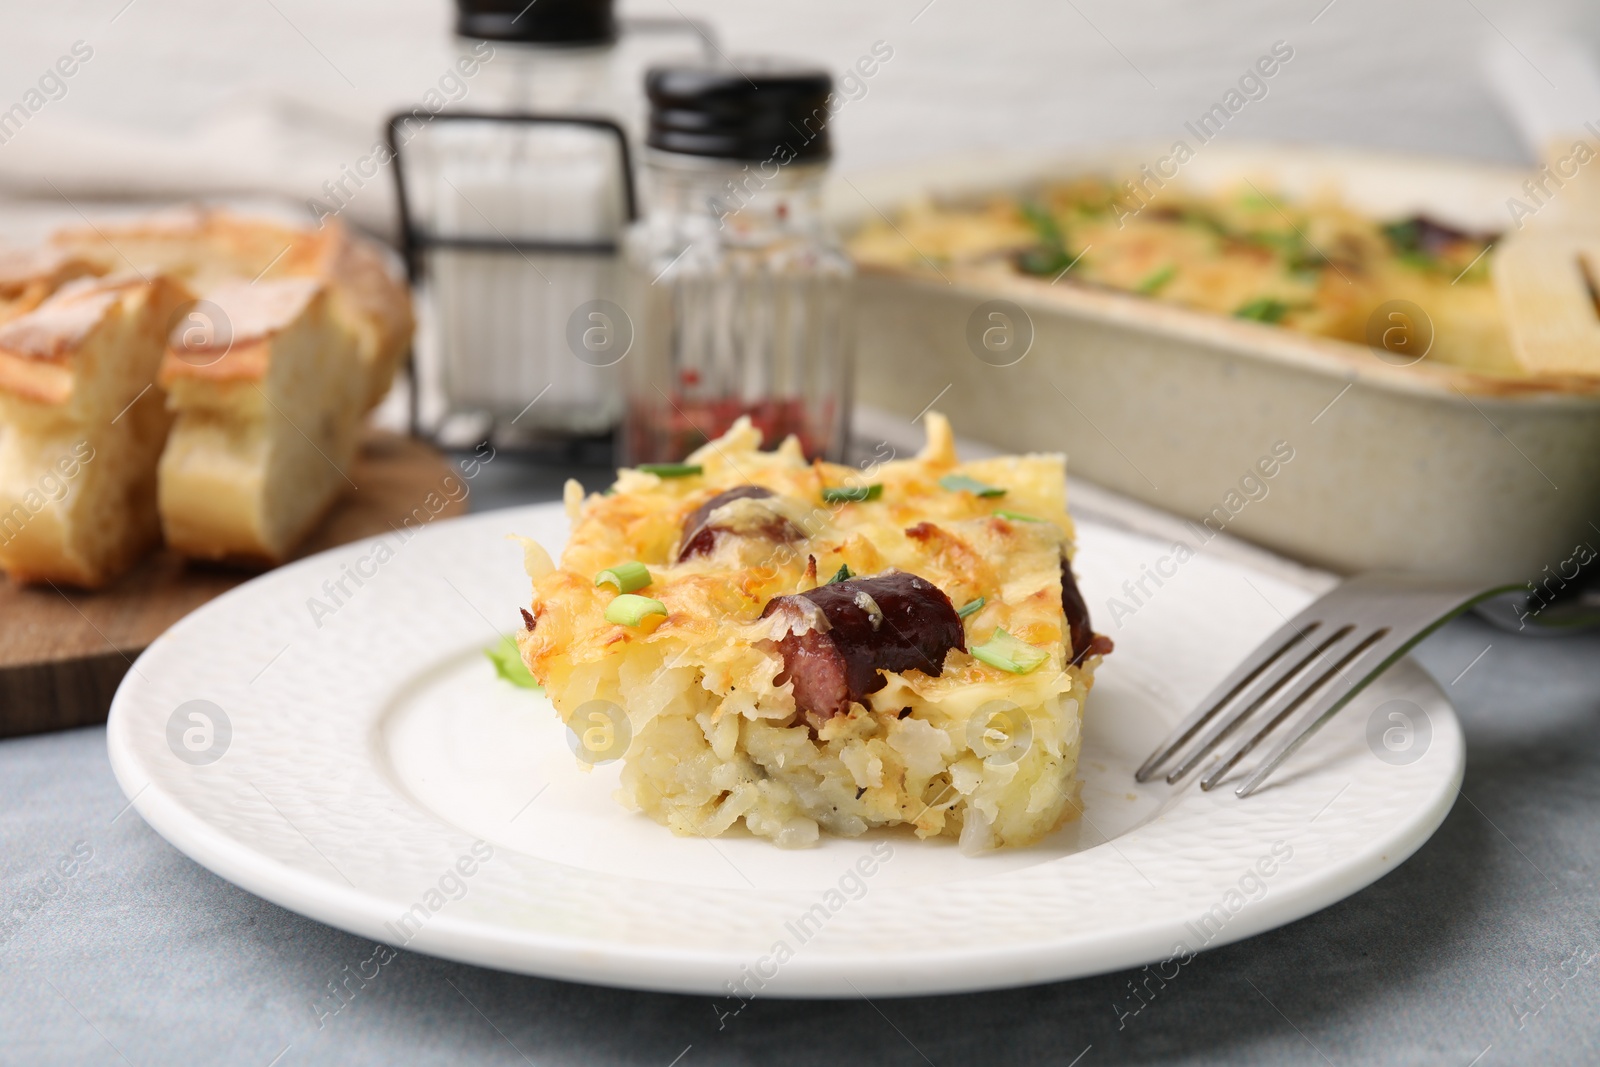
[594,561,651,594]
[485,635,542,690]
[1135,265,1177,294]
[1245,230,1298,254]
[1020,202,1065,248]
[822,484,882,504]
[1233,297,1293,324]
[1237,230,1327,277]
[604,593,667,627]
[1382,219,1421,253]
[1017,203,1083,277]
[636,463,702,478]
[971,628,1049,674]
[939,473,1006,498]
[1396,250,1437,273]
[994,509,1043,522]
[957,597,986,618]
[1381,217,1489,276]
[827,563,854,584]
[1019,246,1079,276]
[1181,208,1234,239]
[1285,245,1328,274]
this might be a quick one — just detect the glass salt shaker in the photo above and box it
[623,60,853,463]
[456,0,715,143]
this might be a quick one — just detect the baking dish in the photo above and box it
[831,144,1600,586]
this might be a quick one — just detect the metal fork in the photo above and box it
[1137,574,1519,797]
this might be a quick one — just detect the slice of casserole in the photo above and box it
[517,414,1112,851]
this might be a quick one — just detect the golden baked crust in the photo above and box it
[157,278,365,564]
[51,209,412,409]
[0,245,103,329]
[159,277,324,387]
[0,273,194,588]
[0,278,126,406]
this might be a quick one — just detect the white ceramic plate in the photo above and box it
[107,503,1463,997]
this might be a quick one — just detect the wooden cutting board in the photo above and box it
[0,431,467,739]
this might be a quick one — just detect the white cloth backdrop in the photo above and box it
[0,0,1593,239]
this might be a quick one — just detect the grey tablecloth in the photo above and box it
[4,455,1600,1066]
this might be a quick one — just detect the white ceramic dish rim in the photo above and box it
[106,503,1465,997]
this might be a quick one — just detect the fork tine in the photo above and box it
[1140,573,1520,800]
[1162,623,1356,784]
[1198,625,1388,791]
[1230,583,1506,795]
[1229,630,1412,798]
[1133,620,1323,782]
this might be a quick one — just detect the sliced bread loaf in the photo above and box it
[157,277,365,563]
[0,273,194,587]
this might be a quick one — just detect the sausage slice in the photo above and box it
[677,486,803,562]
[761,572,965,723]
[1060,556,1113,665]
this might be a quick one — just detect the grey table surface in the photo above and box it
[4,458,1600,1067]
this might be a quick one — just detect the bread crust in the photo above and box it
[159,277,322,386]
[0,274,194,588]
[50,209,412,409]
[157,280,365,564]
[0,244,104,329]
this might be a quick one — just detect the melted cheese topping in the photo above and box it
[849,178,1521,377]
[520,413,1085,724]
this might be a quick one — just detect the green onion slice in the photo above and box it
[971,628,1049,674]
[594,561,651,593]
[485,635,542,690]
[1021,202,1065,247]
[957,596,985,618]
[605,594,667,627]
[822,484,882,504]
[1233,297,1292,324]
[1136,264,1177,294]
[636,463,702,478]
[828,563,854,584]
[994,509,1043,522]
[939,473,1006,498]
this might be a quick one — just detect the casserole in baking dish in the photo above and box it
[836,145,1600,585]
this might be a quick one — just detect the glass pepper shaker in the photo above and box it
[623,60,853,463]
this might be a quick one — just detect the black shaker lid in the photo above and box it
[646,59,834,162]
[455,0,616,45]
